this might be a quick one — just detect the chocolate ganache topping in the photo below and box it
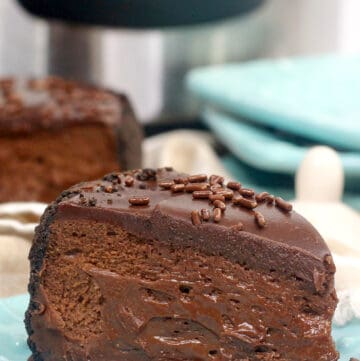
[52,167,334,294]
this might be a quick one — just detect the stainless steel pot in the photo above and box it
[0,0,271,122]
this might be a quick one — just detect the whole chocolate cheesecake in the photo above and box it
[26,168,339,360]
[0,77,142,203]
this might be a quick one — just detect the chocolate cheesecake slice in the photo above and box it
[0,77,142,203]
[26,168,339,360]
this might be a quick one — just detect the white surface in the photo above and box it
[143,130,231,177]
[0,202,47,239]
[293,146,360,325]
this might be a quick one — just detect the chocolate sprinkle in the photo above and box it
[233,196,257,209]
[128,196,150,206]
[191,210,201,225]
[185,183,210,192]
[188,174,208,183]
[174,177,189,184]
[171,184,185,193]
[255,192,270,203]
[125,176,134,187]
[210,175,224,186]
[193,190,212,199]
[104,185,114,193]
[209,194,226,202]
[158,181,174,190]
[213,189,234,200]
[239,188,255,198]
[254,211,266,228]
[213,208,222,222]
[275,197,293,212]
[213,199,226,211]
[227,181,241,190]
[200,209,210,221]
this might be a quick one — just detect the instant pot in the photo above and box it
[1,0,269,122]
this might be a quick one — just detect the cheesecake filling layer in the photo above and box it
[29,219,338,361]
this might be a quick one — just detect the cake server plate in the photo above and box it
[0,294,359,360]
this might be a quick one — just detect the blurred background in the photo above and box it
[2,0,360,121]
[1,0,360,205]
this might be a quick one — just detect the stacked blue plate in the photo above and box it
[187,54,360,210]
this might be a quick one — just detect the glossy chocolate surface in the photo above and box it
[56,169,333,288]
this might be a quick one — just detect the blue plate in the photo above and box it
[0,294,359,360]
[187,54,360,151]
[203,108,360,179]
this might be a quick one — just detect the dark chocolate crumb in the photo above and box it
[239,188,255,198]
[158,181,174,189]
[102,173,118,182]
[165,166,173,171]
[107,199,113,205]
[128,196,150,206]
[137,168,157,181]
[193,190,212,199]
[139,183,147,189]
[188,174,208,183]
[171,184,185,193]
[79,196,87,205]
[213,200,226,211]
[88,197,97,207]
[32,301,46,315]
[275,197,293,212]
[201,209,211,221]
[233,196,257,209]
[191,210,202,225]
[227,181,241,190]
[185,183,210,192]
[213,208,222,222]
[254,211,266,228]
[125,176,134,187]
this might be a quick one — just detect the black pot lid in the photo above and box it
[18,0,264,28]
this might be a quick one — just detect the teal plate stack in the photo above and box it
[0,295,359,360]
[187,54,360,210]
